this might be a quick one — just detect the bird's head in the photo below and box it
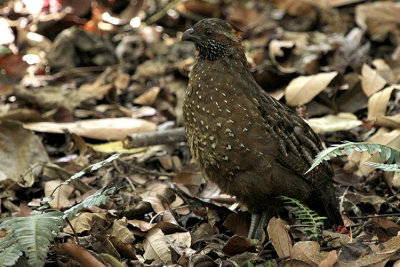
[182,18,243,61]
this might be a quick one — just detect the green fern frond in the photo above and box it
[41,153,121,209]
[306,142,400,174]
[0,243,22,267]
[364,162,400,172]
[281,196,326,239]
[63,187,115,219]
[0,212,64,267]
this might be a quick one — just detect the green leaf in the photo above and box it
[0,46,11,54]
[364,162,400,172]
[307,142,400,174]
[0,243,23,267]
[0,212,64,267]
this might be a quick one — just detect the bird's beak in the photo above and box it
[182,28,201,42]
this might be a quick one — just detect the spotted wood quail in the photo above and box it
[182,18,342,240]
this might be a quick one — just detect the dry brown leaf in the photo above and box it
[143,228,172,265]
[361,64,387,97]
[24,118,156,140]
[355,1,400,42]
[128,219,155,232]
[111,218,135,243]
[134,87,161,106]
[166,231,191,248]
[44,180,74,209]
[285,72,337,106]
[64,212,107,234]
[319,250,338,267]
[307,113,362,133]
[0,120,49,187]
[267,217,292,258]
[291,241,322,266]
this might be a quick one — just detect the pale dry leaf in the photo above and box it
[285,72,337,106]
[267,217,292,258]
[111,218,135,243]
[128,219,155,232]
[372,59,394,83]
[24,118,156,140]
[143,228,172,265]
[368,85,399,119]
[166,232,191,248]
[307,112,362,133]
[44,179,74,209]
[368,114,400,129]
[355,2,400,42]
[134,87,161,106]
[361,64,387,97]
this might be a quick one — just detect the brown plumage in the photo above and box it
[182,18,342,239]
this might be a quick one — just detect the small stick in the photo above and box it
[122,127,186,148]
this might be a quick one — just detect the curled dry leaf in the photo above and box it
[24,118,157,140]
[361,64,387,97]
[285,71,338,106]
[143,228,172,265]
[267,217,292,258]
[368,85,399,119]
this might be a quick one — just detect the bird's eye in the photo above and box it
[205,29,213,36]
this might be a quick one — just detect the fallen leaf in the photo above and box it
[368,85,399,119]
[24,118,157,140]
[134,87,161,106]
[285,72,338,106]
[143,228,172,265]
[355,1,400,42]
[267,217,292,258]
[307,113,362,133]
[361,64,387,97]
[44,180,74,209]
[0,120,49,187]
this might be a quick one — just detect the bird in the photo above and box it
[181,18,342,240]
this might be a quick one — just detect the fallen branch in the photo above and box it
[122,127,186,148]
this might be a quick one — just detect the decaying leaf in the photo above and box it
[0,120,49,187]
[143,228,172,265]
[267,217,292,258]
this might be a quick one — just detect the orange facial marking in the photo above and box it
[227,23,242,41]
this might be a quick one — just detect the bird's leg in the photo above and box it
[254,210,271,241]
[248,213,260,239]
